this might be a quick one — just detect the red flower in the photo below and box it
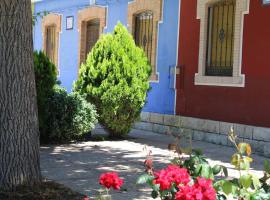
[194,177,216,200]
[153,165,190,191]
[175,185,203,200]
[175,177,216,200]
[99,172,124,190]
[83,197,89,200]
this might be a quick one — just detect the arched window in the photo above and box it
[206,0,236,76]
[85,19,100,61]
[77,6,106,66]
[42,13,61,69]
[134,11,154,65]
[45,25,57,65]
[128,0,162,81]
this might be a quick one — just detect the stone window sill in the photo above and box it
[194,73,245,87]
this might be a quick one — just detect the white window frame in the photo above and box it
[195,0,250,87]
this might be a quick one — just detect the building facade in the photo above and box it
[33,0,270,157]
[136,0,270,157]
[33,0,180,115]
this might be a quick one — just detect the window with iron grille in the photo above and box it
[206,0,236,76]
[134,11,154,65]
[45,25,57,65]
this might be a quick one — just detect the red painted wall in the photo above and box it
[176,0,270,127]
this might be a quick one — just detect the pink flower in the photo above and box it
[83,197,89,200]
[99,172,124,190]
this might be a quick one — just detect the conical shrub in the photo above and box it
[74,22,151,137]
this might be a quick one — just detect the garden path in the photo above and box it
[40,126,267,200]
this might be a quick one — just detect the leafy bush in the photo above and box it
[34,51,97,143]
[41,86,98,143]
[34,51,58,135]
[74,22,151,137]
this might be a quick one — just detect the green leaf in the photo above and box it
[214,180,226,191]
[213,165,222,175]
[200,164,214,179]
[170,185,178,193]
[239,174,252,189]
[222,181,237,195]
[222,166,228,177]
[252,175,261,190]
[136,174,154,185]
[240,157,252,170]
[151,190,159,199]
[151,183,160,192]
[194,164,203,176]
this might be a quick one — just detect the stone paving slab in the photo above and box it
[40,128,268,200]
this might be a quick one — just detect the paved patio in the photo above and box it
[40,127,268,200]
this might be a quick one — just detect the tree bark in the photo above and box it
[0,0,41,189]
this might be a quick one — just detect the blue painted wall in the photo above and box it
[33,0,180,115]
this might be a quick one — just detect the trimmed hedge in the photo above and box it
[34,51,98,143]
[42,86,98,142]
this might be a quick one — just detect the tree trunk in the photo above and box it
[0,0,41,189]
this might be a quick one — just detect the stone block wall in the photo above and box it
[134,112,270,157]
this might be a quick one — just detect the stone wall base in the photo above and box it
[134,112,270,157]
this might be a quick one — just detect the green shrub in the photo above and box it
[74,22,151,138]
[34,51,98,143]
[34,51,58,135]
[41,86,98,143]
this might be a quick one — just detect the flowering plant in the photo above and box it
[153,165,190,191]
[137,164,216,200]
[99,172,124,190]
[175,177,216,200]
